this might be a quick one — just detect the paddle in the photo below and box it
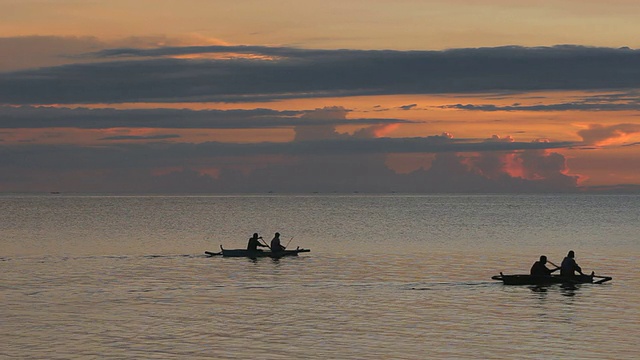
[260,238,272,250]
[547,260,561,269]
[205,245,225,256]
[545,260,562,275]
[591,273,613,284]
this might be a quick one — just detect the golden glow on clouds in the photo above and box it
[12,91,640,147]
[2,2,639,190]
[372,124,401,138]
[568,146,640,186]
[169,52,280,61]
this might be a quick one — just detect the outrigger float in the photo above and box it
[205,245,310,258]
[491,272,612,285]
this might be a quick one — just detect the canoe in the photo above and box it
[205,246,310,258]
[491,272,612,285]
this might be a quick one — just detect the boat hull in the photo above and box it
[205,247,310,258]
[492,273,612,285]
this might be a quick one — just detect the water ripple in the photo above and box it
[2,253,637,359]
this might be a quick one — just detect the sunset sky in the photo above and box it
[1,0,640,193]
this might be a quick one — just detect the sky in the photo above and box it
[1,0,640,193]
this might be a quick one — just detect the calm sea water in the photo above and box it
[2,194,639,359]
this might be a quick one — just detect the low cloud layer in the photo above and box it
[0,106,408,129]
[439,90,640,112]
[0,128,581,193]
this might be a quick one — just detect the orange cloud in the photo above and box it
[352,123,401,139]
[577,123,640,146]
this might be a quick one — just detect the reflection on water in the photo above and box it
[1,194,639,359]
[2,253,637,360]
[528,283,581,297]
[559,283,580,296]
[529,285,549,293]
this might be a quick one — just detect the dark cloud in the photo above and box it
[519,149,570,180]
[2,45,640,105]
[439,90,640,112]
[0,105,408,129]
[440,101,640,112]
[0,135,575,165]
[466,136,516,180]
[399,104,418,110]
[212,147,580,194]
[87,44,330,60]
[99,134,180,141]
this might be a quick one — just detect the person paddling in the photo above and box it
[247,233,268,252]
[560,250,584,276]
[530,255,560,277]
[270,232,286,254]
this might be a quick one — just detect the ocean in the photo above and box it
[2,194,639,359]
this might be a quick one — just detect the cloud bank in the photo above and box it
[0,126,582,193]
[1,45,640,105]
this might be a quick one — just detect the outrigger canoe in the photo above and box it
[492,272,612,285]
[205,245,310,258]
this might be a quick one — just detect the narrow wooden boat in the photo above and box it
[205,246,310,258]
[491,272,612,285]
